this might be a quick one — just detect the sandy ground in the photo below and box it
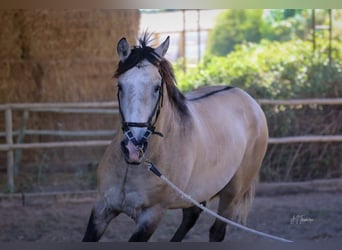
[0,190,341,242]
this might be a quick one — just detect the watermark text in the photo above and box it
[290,214,314,224]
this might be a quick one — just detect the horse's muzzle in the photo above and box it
[120,139,146,165]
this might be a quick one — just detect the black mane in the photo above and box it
[114,34,189,117]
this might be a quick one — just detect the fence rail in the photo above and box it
[258,98,342,105]
[0,129,117,138]
[269,135,342,144]
[1,98,341,192]
[0,102,119,110]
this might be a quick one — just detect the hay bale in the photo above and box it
[0,9,139,101]
[8,10,139,61]
[0,10,23,60]
[0,10,140,167]
[0,10,139,103]
[39,59,117,102]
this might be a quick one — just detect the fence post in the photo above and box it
[14,110,29,175]
[181,9,186,72]
[5,108,15,192]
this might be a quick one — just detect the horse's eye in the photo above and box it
[117,84,122,92]
[154,85,161,94]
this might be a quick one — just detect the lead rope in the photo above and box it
[144,160,293,243]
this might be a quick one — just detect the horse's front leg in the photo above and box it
[82,199,119,242]
[128,205,165,242]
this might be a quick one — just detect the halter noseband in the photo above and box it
[118,79,164,154]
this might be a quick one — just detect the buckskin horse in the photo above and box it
[82,33,268,242]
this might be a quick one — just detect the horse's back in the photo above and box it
[186,85,267,140]
[186,86,267,133]
[186,85,235,101]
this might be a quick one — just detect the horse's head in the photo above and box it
[114,35,170,164]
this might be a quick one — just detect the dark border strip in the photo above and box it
[187,86,234,101]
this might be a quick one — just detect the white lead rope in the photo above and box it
[145,161,294,243]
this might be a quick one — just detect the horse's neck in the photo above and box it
[152,99,192,152]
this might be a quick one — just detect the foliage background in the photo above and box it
[175,9,342,182]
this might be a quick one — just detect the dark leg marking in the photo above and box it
[82,205,118,242]
[128,206,164,242]
[170,201,206,242]
[209,182,238,242]
[209,220,227,242]
[128,222,157,242]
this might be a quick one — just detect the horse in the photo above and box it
[82,33,269,242]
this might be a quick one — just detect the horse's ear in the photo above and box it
[117,37,131,62]
[154,36,170,58]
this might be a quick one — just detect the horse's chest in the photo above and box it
[102,170,167,220]
[121,191,146,220]
[103,184,147,220]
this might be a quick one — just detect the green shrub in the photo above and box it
[177,38,342,99]
[174,38,342,182]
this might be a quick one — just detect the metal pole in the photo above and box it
[328,9,332,68]
[14,110,29,175]
[312,9,316,52]
[153,32,160,48]
[197,9,201,64]
[182,9,186,72]
[5,108,15,192]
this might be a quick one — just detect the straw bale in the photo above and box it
[0,10,23,60]
[40,59,117,102]
[0,10,139,103]
[21,10,139,60]
[0,10,140,165]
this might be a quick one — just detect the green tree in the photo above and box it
[206,9,263,56]
[260,9,310,41]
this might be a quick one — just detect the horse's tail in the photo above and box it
[234,177,258,225]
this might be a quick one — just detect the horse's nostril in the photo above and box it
[120,140,129,156]
[121,139,144,164]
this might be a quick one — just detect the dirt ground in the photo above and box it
[0,188,341,242]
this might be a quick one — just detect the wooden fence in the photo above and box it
[1,98,342,192]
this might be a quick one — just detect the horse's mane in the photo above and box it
[114,33,189,117]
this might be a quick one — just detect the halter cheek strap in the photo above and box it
[118,80,164,151]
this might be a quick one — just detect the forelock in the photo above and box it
[114,33,162,78]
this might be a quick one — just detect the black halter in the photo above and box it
[118,79,164,154]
